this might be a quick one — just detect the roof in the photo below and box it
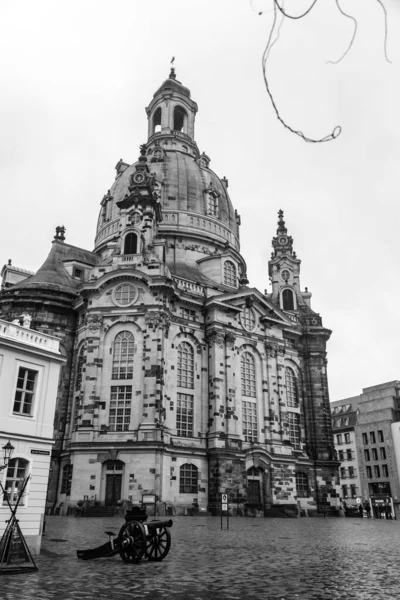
[6,240,97,295]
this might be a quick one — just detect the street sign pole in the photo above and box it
[221,493,229,530]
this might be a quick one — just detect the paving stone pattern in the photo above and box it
[1,516,399,600]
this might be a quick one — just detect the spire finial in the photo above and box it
[277,209,287,234]
[169,56,176,79]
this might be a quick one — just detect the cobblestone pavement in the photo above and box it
[1,516,400,599]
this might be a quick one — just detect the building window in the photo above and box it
[124,232,138,255]
[380,447,386,460]
[173,105,188,133]
[296,472,309,497]
[336,434,342,445]
[342,485,348,499]
[364,449,370,461]
[378,430,384,443]
[343,419,349,427]
[109,386,132,431]
[180,308,196,320]
[285,367,299,407]
[61,464,73,495]
[340,467,346,479]
[179,464,198,493]
[362,433,368,445]
[350,484,357,498]
[344,433,350,443]
[176,393,193,437]
[338,450,344,461]
[113,283,138,306]
[3,458,29,505]
[242,400,258,442]
[74,267,83,280]
[241,308,256,332]
[372,448,378,461]
[208,194,218,217]
[346,449,353,461]
[13,367,38,416]
[153,107,162,134]
[223,261,237,287]
[370,432,376,444]
[112,331,134,380]
[382,464,389,477]
[177,342,194,389]
[348,466,355,478]
[288,412,300,448]
[374,465,380,478]
[75,347,85,390]
[282,289,294,310]
[366,466,372,478]
[241,352,256,397]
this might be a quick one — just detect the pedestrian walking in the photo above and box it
[358,503,363,518]
[364,501,371,518]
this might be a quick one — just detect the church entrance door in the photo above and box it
[105,474,122,505]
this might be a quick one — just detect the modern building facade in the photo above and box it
[0,316,64,553]
[0,70,339,516]
[332,381,400,518]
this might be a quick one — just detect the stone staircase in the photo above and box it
[83,505,116,518]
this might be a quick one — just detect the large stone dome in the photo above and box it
[94,148,239,252]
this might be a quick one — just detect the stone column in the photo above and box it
[205,327,226,444]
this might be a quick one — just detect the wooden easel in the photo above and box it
[0,475,38,574]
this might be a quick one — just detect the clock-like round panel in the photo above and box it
[279,236,287,245]
[133,173,145,184]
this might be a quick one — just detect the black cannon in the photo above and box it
[77,507,173,564]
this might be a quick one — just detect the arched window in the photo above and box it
[3,458,29,505]
[112,331,134,380]
[177,342,194,388]
[153,107,162,134]
[241,352,256,397]
[75,347,85,390]
[282,289,294,310]
[247,467,261,504]
[179,463,198,493]
[224,261,237,287]
[173,105,188,133]
[286,367,299,407]
[124,233,138,255]
[296,472,309,497]
[242,308,256,331]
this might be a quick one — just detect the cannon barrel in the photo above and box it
[145,519,173,531]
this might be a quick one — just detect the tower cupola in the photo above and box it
[145,68,199,156]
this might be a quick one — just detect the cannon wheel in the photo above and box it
[144,523,171,562]
[118,521,146,564]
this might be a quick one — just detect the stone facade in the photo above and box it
[0,69,339,516]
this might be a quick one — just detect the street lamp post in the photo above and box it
[0,440,14,472]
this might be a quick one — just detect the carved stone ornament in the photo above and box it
[145,311,171,336]
[308,357,325,369]
[206,328,225,348]
[225,332,236,350]
[265,342,277,358]
[103,315,136,333]
[86,315,103,333]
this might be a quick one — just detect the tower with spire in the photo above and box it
[0,70,338,517]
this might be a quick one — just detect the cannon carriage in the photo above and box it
[77,506,172,564]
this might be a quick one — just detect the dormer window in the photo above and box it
[73,268,83,280]
[208,194,218,217]
[124,232,138,255]
[223,260,237,287]
[173,105,188,133]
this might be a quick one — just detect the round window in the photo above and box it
[241,307,256,332]
[281,270,290,282]
[112,283,138,307]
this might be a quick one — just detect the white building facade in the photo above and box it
[0,317,64,554]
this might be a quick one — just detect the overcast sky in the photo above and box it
[1,0,399,401]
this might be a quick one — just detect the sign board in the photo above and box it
[31,449,50,455]
[222,503,228,511]
[221,493,228,503]
[356,498,361,504]
[142,494,156,504]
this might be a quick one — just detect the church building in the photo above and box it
[0,70,339,516]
